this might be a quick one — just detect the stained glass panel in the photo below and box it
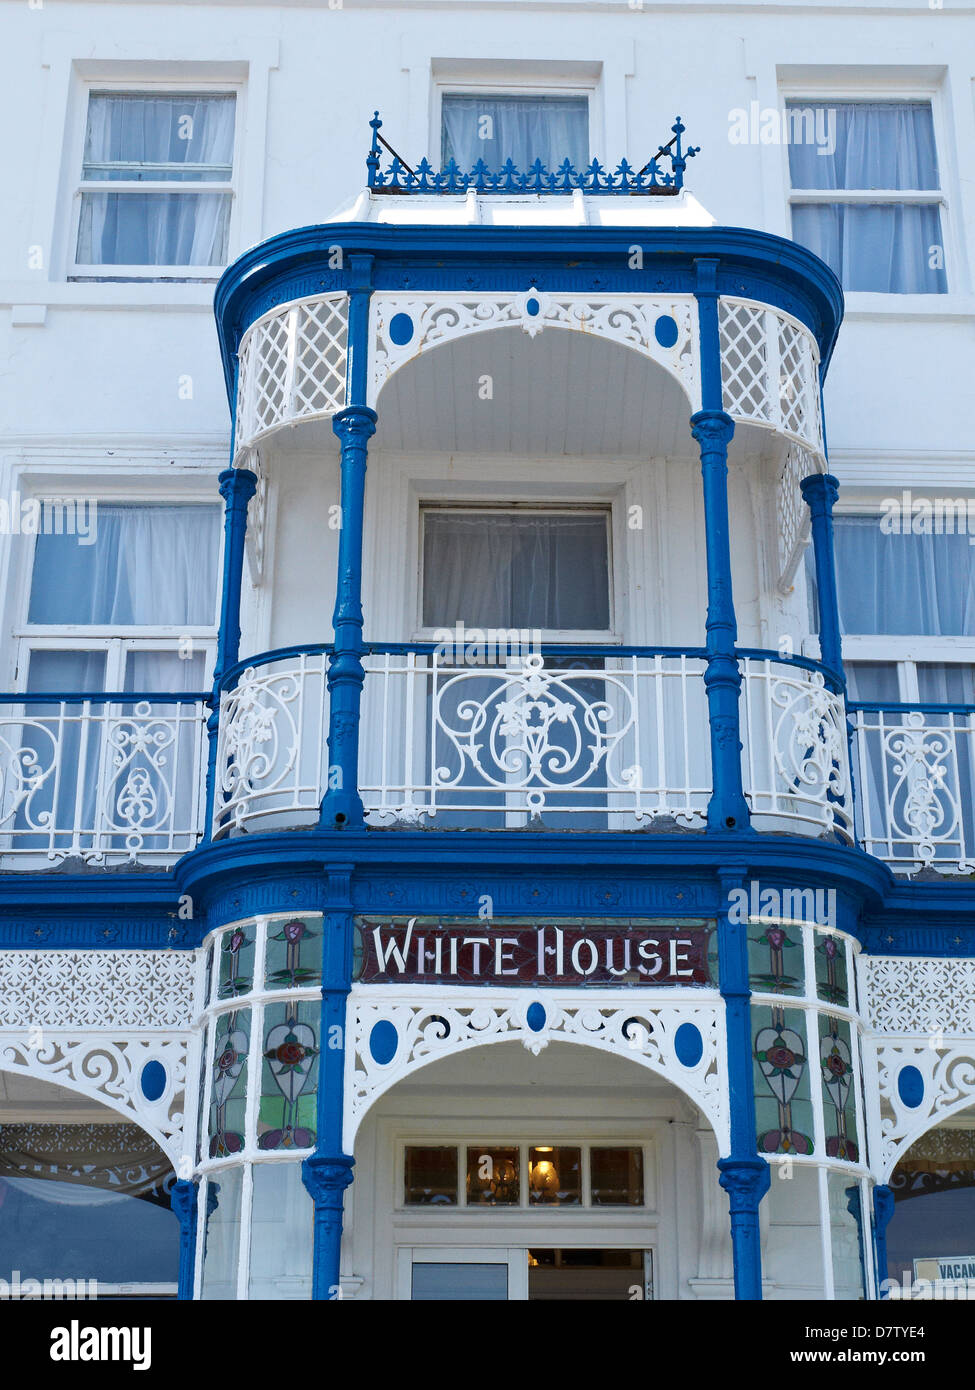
[258,1000,319,1150]
[753,1004,815,1155]
[748,921,804,995]
[815,931,849,1007]
[264,916,322,990]
[208,1008,249,1158]
[218,923,254,1000]
[819,1014,860,1162]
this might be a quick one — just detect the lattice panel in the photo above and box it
[861,957,975,1037]
[235,294,348,454]
[0,951,195,1030]
[719,297,823,452]
[776,441,819,589]
[369,291,701,410]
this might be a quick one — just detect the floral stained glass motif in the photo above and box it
[815,932,849,1007]
[209,1009,249,1158]
[264,917,322,990]
[258,1000,320,1150]
[748,923,804,995]
[203,942,214,1009]
[753,1004,814,1155]
[218,925,254,1000]
[820,1015,859,1162]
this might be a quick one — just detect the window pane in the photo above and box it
[792,203,946,293]
[29,504,220,626]
[84,94,236,181]
[590,1147,645,1205]
[423,511,610,630]
[845,663,901,703]
[442,94,588,172]
[257,999,320,1151]
[200,1167,243,1300]
[786,102,939,191]
[404,1147,458,1206]
[916,664,975,704]
[831,517,975,636]
[77,191,231,266]
[466,1145,519,1205]
[528,1146,581,1206]
[248,1163,313,1299]
[412,1262,508,1300]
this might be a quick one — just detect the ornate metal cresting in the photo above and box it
[366,111,699,195]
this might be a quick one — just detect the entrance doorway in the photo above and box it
[400,1246,654,1300]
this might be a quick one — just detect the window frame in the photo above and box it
[68,80,242,281]
[779,83,956,304]
[416,501,618,644]
[14,494,223,692]
[433,78,596,172]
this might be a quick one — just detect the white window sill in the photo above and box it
[1,280,220,313]
[842,292,975,321]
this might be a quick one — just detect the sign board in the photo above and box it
[354,917,715,987]
[914,1256,975,1283]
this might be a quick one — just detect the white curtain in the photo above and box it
[441,95,588,172]
[788,103,945,293]
[78,94,235,266]
[422,512,609,630]
[826,517,975,637]
[29,504,219,626]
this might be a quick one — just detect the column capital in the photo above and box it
[332,405,378,443]
[873,1183,895,1234]
[302,1152,355,1204]
[218,466,258,506]
[799,471,840,510]
[690,409,736,451]
[170,1178,198,1223]
[717,1155,772,1210]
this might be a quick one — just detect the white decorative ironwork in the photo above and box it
[359,648,711,829]
[0,1033,189,1167]
[346,988,728,1152]
[234,294,348,457]
[0,699,207,865]
[719,296,823,452]
[851,708,975,872]
[243,447,267,586]
[869,1039,975,1180]
[0,951,194,1030]
[776,441,820,591]
[740,658,851,838]
[861,957,975,1036]
[369,291,700,409]
[213,652,329,837]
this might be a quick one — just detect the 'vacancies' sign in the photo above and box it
[355,918,715,987]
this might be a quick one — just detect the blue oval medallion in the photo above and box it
[897,1064,924,1109]
[674,1022,704,1068]
[369,1019,398,1065]
[526,1002,546,1033]
[389,312,414,347]
[654,314,679,349]
[140,1060,167,1102]
[525,296,540,317]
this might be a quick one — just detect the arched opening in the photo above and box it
[885,1106,975,1294]
[0,1072,180,1298]
[348,1038,731,1301]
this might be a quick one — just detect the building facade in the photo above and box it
[1,0,975,1302]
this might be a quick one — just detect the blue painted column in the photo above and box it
[319,406,377,829]
[715,866,770,1299]
[303,865,356,1298]
[799,473,845,683]
[694,260,750,833]
[873,1184,895,1296]
[170,1179,199,1300]
[202,466,257,841]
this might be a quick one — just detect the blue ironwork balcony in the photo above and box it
[365,112,699,196]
